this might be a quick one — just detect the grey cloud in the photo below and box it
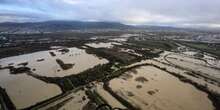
[0,0,220,28]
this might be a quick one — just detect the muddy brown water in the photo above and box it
[0,47,108,77]
[109,66,214,110]
[166,54,220,79]
[0,47,108,109]
[0,69,62,109]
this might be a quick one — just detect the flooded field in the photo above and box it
[110,38,127,42]
[120,48,142,57]
[57,90,89,110]
[0,35,219,110]
[0,69,62,109]
[34,89,90,110]
[0,47,108,109]
[94,83,126,109]
[179,45,220,68]
[85,42,121,48]
[109,66,215,110]
[203,55,220,68]
[165,53,220,79]
[0,47,108,77]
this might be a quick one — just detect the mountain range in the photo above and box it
[0,20,218,33]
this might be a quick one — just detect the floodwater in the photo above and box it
[0,47,108,77]
[85,42,121,48]
[0,47,108,109]
[183,51,197,56]
[182,51,220,68]
[125,51,220,93]
[94,83,126,109]
[110,34,139,42]
[203,55,220,68]
[166,53,220,79]
[110,38,127,42]
[167,54,206,65]
[120,48,142,57]
[109,66,214,110]
[58,90,89,110]
[37,89,89,110]
[0,69,62,109]
[154,51,220,93]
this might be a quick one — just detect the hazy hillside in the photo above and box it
[0,21,131,33]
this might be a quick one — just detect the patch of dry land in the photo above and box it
[109,66,215,110]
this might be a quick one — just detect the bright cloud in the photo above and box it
[0,0,220,28]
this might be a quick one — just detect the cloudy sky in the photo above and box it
[0,0,220,28]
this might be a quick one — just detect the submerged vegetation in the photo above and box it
[56,59,74,70]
